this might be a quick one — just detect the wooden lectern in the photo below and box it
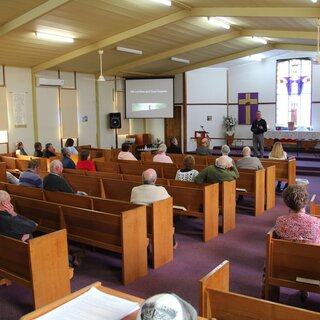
[194,130,209,146]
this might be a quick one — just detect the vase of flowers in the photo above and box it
[223,116,237,146]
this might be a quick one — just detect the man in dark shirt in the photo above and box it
[166,137,182,154]
[43,159,74,193]
[250,110,267,157]
[43,143,56,158]
[61,148,76,169]
[0,190,37,241]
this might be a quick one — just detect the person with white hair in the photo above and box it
[153,143,173,163]
[43,159,74,193]
[130,169,170,205]
[195,155,239,184]
[236,146,263,170]
[0,190,37,241]
[196,138,211,156]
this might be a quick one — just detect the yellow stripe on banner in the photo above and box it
[246,105,251,124]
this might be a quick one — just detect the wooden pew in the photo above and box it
[63,173,104,197]
[44,190,173,269]
[0,161,7,182]
[264,229,320,301]
[94,161,120,173]
[0,229,70,309]
[264,164,276,210]
[5,183,44,200]
[102,178,219,242]
[199,260,319,320]
[168,179,236,234]
[310,194,320,217]
[260,158,296,185]
[60,204,148,285]
[10,194,148,285]
[237,168,265,215]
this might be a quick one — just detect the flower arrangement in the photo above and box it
[223,115,238,132]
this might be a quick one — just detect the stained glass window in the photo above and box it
[276,58,311,128]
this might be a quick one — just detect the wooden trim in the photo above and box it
[183,72,187,152]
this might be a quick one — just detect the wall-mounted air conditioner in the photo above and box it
[37,78,64,87]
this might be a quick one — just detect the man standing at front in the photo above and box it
[251,110,267,157]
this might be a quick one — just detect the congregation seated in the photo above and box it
[130,169,170,205]
[175,155,199,182]
[19,159,43,188]
[195,156,239,184]
[220,144,233,164]
[65,138,78,154]
[275,184,320,243]
[15,141,27,156]
[0,190,37,241]
[117,143,137,161]
[166,137,182,154]
[269,141,287,191]
[61,147,76,169]
[195,138,211,156]
[153,144,173,164]
[43,143,56,158]
[43,159,75,193]
[33,142,43,157]
[6,172,19,185]
[76,150,96,171]
[236,146,263,170]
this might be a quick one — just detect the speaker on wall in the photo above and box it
[109,112,121,129]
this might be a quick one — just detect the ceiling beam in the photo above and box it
[191,7,320,18]
[161,44,274,75]
[105,31,241,76]
[273,43,317,51]
[32,9,190,73]
[0,0,72,37]
[241,29,317,40]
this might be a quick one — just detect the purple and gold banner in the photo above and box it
[238,92,258,125]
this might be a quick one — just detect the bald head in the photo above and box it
[242,146,251,157]
[201,138,208,147]
[142,169,157,185]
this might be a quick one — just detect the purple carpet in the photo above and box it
[0,176,319,319]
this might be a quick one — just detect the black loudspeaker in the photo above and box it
[109,112,121,129]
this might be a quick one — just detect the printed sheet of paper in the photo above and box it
[35,287,140,320]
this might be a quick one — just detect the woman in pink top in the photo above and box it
[118,143,137,161]
[76,150,96,171]
[275,185,320,243]
[153,144,173,164]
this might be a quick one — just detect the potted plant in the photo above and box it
[223,115,237,146]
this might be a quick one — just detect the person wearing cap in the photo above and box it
[19,160,43,188]
[195,155,239,184]
[166,137,182,154]
[153,144,173,163]
[196,138,211,156]
[136,292,197,320]
[236,146,263,170]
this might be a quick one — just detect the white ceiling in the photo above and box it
[0,0,319,77]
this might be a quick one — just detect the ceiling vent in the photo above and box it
[37,78,64,86]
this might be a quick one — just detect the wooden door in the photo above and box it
[165,106,182,147]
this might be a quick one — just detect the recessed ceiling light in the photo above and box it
[207,17,230,30]
[116,46,143,55]
[35,31,74,43]
[153,0,172,6]
[311,0,318,3]
[170,57,190,64]
[250,36,268,45]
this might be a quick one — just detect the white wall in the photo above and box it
[186,53,320,151]
[5,67,34,153]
